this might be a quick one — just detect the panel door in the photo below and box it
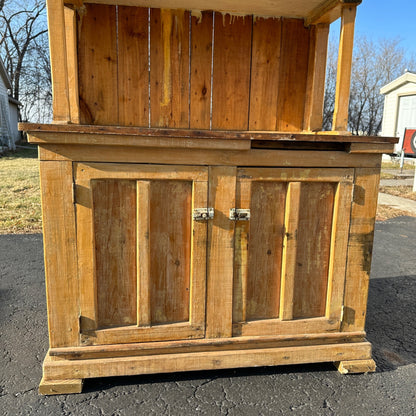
[232,168,354,337]
[74,163,208,345]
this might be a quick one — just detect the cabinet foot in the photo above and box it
[39,377,84,395]
[334,359,376,374]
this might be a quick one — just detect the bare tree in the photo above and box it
[0,0,50,122]
[323,36,416,135]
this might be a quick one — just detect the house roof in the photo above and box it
[0,57,12,91]
[380,71,416,95]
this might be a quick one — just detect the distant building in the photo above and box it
[380,70,416,154]
[0,58,21,150]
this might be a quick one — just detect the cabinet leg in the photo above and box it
[334,359,376,374]
[39,377,84,395]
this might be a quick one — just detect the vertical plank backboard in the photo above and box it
[92,180,137,327]
[78,4,118,125]
[150,9,190,128]
[293,182,335,318]
[118,6,149,127]
[246,182,286,320]
[149,180,192,324]
[276,19,310,132]
[190,12,213,129]
[211,14,252,130]
[249,18,281,131]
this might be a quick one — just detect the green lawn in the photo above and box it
[0,147,42,234]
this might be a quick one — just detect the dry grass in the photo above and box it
[379,185,416,202]
[0,147,42,234]
[376,204,416,221]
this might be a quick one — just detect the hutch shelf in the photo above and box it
[21,0,397,394]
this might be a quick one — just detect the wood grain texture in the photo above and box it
[39,161,79,347]
[335,359,376,374]
[249,17,281,130]
[276,19,310,131]
[246,181,286,320]
[342,167,381,332]
[92,180,137,327]
[78,4,118,124]
[332,5,357,131]
[303,24,329,131]
[118,6,149,126]
[212,14,252,130]
[47,0,70,122]
[293,182,335,318]
[206,166,236,338]
[190,12,213,129]
[39,377,83,395]
[150,9,190,127]
[149,180,192,324]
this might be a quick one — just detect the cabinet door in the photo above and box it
[232,168,354,337]
[74,163,208,345]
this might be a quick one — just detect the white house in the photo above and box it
[0,58,20,150]
[380,70,416,154]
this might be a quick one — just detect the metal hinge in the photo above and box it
[229,208,251,221]
[193,208,214,221]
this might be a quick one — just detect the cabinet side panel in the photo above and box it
[246,182,286,320]
[342,167,381,332]
[211,14,252,130]
[40,161,79,347]
[150,9,190,128]
[92,180,137,327]
[249,17,281,131]
[293,182,335,318]
[149,180,192,324]
[118,6,149,127]
[276,19,310,131]
[78,4,118,125]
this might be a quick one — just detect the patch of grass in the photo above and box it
[0,147,42,234]
[381,160,415,170]
[376,204,416,221]
[379,185,416,201]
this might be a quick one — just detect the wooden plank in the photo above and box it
[303,24,330,131]
[78,4,118,124]
[92,180,137,327]
[149,180,192,324]
[342,167,381,332]
[206,166,236,338]
[81,323,204,345]
[335,359,376,374]
[39,161,79,347]
[136,181,151,326]
[325,182,353,321]
[190,11,213,129]
[39,377,83,395]
[233,180,251,323]
[349,143,395,154]
[51,331,367,360]
[118,6,149,126]
[47,0,70,122]
[21,123,399,143]
[40,145,384,168]
[43,342,373,380]
[279,182,301,320]
[211,14,252,130]
[293,182,335,318]
[249,17,281,130]
[332,4,357,131]
[64,6,80,123]
[150,9,190,127]
[277,19,310,132]
[246,181,286,320]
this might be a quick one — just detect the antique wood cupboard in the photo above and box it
[21,0,397,394]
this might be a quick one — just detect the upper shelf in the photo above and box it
[65,0,362,23]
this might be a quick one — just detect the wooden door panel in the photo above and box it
[233,168,353,337]
[75,163,208,345]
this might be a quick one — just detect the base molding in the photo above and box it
[334,359,376,374]
[40,340,374,394]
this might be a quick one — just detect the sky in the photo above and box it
[330,0,416,58]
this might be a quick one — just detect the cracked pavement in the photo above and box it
[1,217,415,415]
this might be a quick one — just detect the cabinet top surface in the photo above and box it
[66,0,361,20]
